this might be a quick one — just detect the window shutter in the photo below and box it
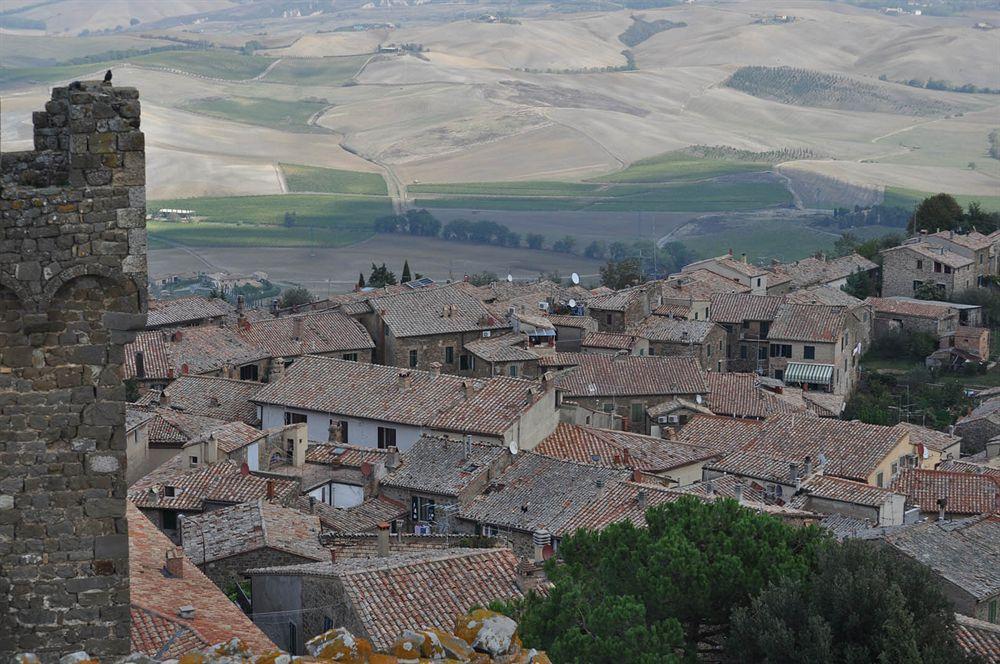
[411,496,419,522]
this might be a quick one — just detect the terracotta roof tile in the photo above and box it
[129,457,299,512]
[891,469,1000,515]
[371,286,509,338]
[631,317,717,343]
[295,496,407,533]
[180,499,327,564]
[884,242,973,269]
[547,314,599,331]
[157,375,262,426]
[662,269,750,301]
[929,230,995,251]
[240,310,373,357]
[128,503,277,652]
[464,333,540,362]
[893,423,961,453]
[865,297,957,320]
[125,328,267,380]
[774,253,877,288]
[548,353,708,397]
[705,373,799,419]
[305,442,390,468]
[675,414,765,455]
[536,423,718,473]
[559,481,689,533]
[581,331,643,350]
[381,435,509,497]
[129,606,208,658]
[769,303,849,343]
[247,548,523,651]
[147,296,233,329]
[587,286,648,312]
[785,286,864,307]
[791,475,902,508]
[955,614,1000,663]
[709,293,784,324]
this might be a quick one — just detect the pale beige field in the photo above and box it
[1,0,998,204]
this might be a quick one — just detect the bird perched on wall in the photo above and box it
[103,69,113,83]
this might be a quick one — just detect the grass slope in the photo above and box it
[883,187,1000,212]
[681,219,837,263]
[182,97,330,133]
[592,151,771,184]
[263,55,370,86]
[148,221,370,248]
[148,194,391,230]
[281,163,388,195]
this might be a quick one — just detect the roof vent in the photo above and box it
[178,605,195,619]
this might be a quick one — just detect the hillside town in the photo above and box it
[3,65,1000,664]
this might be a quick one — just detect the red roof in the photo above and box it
[128,503,276,653]
[891,469,1000,515]
[537,423,718,472]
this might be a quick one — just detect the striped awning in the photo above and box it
[784,362,834,386]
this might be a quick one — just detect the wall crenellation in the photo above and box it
[1,80,147,659]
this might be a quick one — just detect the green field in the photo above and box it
[280,163,388,195]
[0,49,275,88]
[182,96,330,133]
[148,221,371,248]
[263,55,370,86]
[409,181,603,196]
[148,194,391,230]
[680,219,837,263]
[414,180,792,212]
[883,187,1000,212]
[591,151,771,184]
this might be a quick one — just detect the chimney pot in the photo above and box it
[265,479,275,501]
[178,605,195,619]
[386,445,400,470]
[532,529,551,564]
[309,496,317,514]
[429,362,442,376]
[632,468,644,483]
[167,367,175,380]
[937,496,948,521]
[734,482,744,504]
[292,316,304,341]
[463,380,475,400]
[330,548,337,565]
[377,521,391,558]
[165,547,184,578]
[636,489,647,511]
[398,370,412,390]
[788,462,799,484]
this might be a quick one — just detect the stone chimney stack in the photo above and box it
[292,315,304,341]
[429,361,442,376]
[398,370,412,390]
[937,497,948,521]
[788,462,799,485]
[636,489,647,511]
[328,420,344,444]
[804,455,813,476]
[270,357,286,383]
[532,529,551,564]
[135,350,145,378]
[734,482,744,504]
[386,445,400,471]
[463,380,475,400]
[290,423,307,468]
[376,522,391,558]
[165,547,184,578]
[266,479,275,501]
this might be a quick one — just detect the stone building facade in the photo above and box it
[1,81,147,658]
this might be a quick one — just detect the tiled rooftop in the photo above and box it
[156,375,263,426]
[370,285,510,338]
[791,474,902,508]
[130,457,299,512]
[252,355,547,437]
[662,269,750,301]
[709,292,784,324]
[547,353,708,397]
[680,474,765,503]
[247,548,523,651]
[893,422,961,453]
[705,450,808,485]
[865,296,957,320]
[146,296,234,329]
[675,414,765,455]
[774,253,877,288]
[631,317,717,344]
[586,286,647,312]
[464,332,539,362]
[955,614,1000,663]
[132,407,231,449]
[785,285,864,307]
[125,327,267,380]
[558,481,689,533]
[580,331,643,350]
[240,310,374,357]
[128,502,276,653]
[885,242,973,269]
[180,498,326,565]
[891,469,1000,515]
[882,515,1000,600]
[705,372,799,420]
[547,314,599,331]
[769,303,849,343]
[686,255,768,278]
[305,442,391,469]
[536,423,718,473]
[928,230,995,251]
[380,435,509,497]
[459,452,629,535]
[295,496,407,533]
[130,606,208,658]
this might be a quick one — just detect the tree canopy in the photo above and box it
[909,193,964,234]
[367,263,397,288]
[277,286,313,308]
[600,258,643,289]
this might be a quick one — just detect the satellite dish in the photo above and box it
[508,439,519,455]
[568,298,576,308]
[506,274,513,283]
[571,272,580,285]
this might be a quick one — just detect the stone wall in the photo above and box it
[1,80,146,659]
[198,548,318,597]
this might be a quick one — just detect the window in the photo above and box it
[648,347,655,355]
[284,412,307,425]
[508,365,518,378]
[760,322,770,337]
[989,599,997,623]
[481,524,500,537]
[408,349,418,368]
[164,486,177,498]
[188,455,199,468]
[756,278,762,287]
[377,426,397,449]
[891,462,898,476]
[460,354,475,371]
[445,346,454,364]
[239,364,259,381]
[706,345,711,358]
[774,369,784,381]
[340,420,349,443]
[630,402,644,425]
[694,312,699,320]
[758,346,767,360]
[934,261,942,273]
[913,280,923,291]
[803,345,815,360]
[944,264,952,274]
[740,346,748,360]
[162,511,178,530]
[411,496,436,522]
[916,259,923,270]
[603,403,615,413]
[770,344,792,358]
[323,616,334,632]
[342,352,358,362]
[606,314,613,325]
[876,472,884,488]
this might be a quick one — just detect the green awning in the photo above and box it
[784,362,834,386]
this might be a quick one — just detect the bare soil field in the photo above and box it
[148,234,604,289]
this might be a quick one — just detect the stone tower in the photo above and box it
[1,81,147,658]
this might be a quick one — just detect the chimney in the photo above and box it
[741,252,748,263]
[463,380,475,400]
[464,434,473,459]
[266,479,275,501]
[734,481,744,504]
[541,371,555,392]
[632,468,644,483]
[788,462,799,484]
[636,489,647,511]
[309,496,317,514]
[937,497,948,521]
[135,351,146,379]
[205,433,218,465]
[290,423,307,467]
[705,479,714,497]
[167,367,175,380]
[386,445,400,471]
[429,361,442,376]
[622,447,631,466]
[178,606,195,620]
[236,294,245,316]
[330,548,337,565]
[803,455,813,476]
[165,547,184,578]
[270,357,286,383]
[328,420,343,444]
[172,330,184,343]
[398,370,412,390]
[181,363,189,375]
[160,389,171,408]
[532,529,551,564]
[292,316,303,342]
[209,395,220,407]
[376,522,390,558]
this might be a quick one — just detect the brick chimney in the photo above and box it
[330,548,337,565]
[386,445,400,471]
[636,488,647,511]
[541,371,555,392]
[265,479,275,501]
[377,522,390,558]
[429,361,442,376]
[165,547,184,578]
[159,389,170,408]
[292,316,304,342]
[463,380,475,400]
